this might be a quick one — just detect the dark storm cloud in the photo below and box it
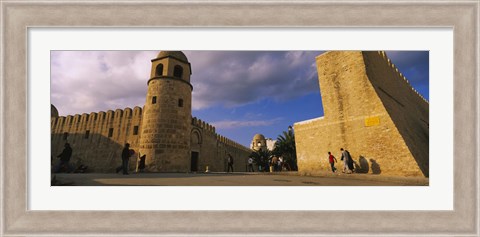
[185,51,324,109]
[51,50,324,115]
[51,50,427,116]
[51,51,156,115]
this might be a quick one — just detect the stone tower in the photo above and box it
[138,51,193,172]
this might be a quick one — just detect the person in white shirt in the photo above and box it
[227,153,234,173]
[278,157,283,172]
[247,157,254,172]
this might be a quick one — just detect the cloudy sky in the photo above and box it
[51,51,429,147]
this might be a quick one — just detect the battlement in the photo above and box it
[190,116,249,152]
[51,50,254,173]
[191,117,216,133]
[192,117,250,151]
[377,51,428,104]
[51,106,143,134]
[215,134,250,152]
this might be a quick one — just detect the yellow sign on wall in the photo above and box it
[365,116,380,127]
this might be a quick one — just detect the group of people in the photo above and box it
[270,156,284,172]
[53,143,74,173]
[228,153,286,173]
[327,148,355,174]
[53,142,145,175]
[246,155,286,173]
[52,142,89,173]
[54,143,357,175]
[115,143,146,175]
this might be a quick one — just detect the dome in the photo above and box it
[253,134,265,140]
[51,104,59,118]
[156,51,188,62]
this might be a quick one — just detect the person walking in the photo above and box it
[278,157,283,172]
[54,143,73,173]
[227,153,234,173]
[247,157,255,172]
[271,156,278,172]
[340,148,352,174]
[328,151,337,173]
[137,154,146,173]
[116,143,132,175]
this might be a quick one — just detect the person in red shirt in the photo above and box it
[328,151,337,173]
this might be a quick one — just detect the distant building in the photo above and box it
[266,138,276,151]
[251,134,266,151]
[251,134,276,151]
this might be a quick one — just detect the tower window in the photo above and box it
[152,96,157,104]
[108,128,114,138]
[173,65,183,78]
[178,99,184,107]
[133,126,139,135]
[84,130,90,139]
[156,64,164,76]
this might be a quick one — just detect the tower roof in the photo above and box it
[156,51,188,62]
[51,104,59,118]
[253,134,266,140]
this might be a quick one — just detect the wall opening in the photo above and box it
[190,152,199,172]
[178,98,184,107]
[84,130,90,139]
[152,96,157,104]
[108,128,114,138]
[133,126,139,135]
[173,65,183,78]
[156,64,164,76]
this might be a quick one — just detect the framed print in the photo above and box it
[1,0,478,236]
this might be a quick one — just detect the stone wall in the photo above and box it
[51,109,250,173]
[294,51,428,177]
[191,117,250,172]
[51,51,251,174]
[51,107,143,172]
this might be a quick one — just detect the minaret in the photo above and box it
[139,51,192,172]
[252,134,267,151]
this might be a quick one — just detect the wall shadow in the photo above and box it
[369,158,381,174]
[354,156,370,173]
[51,132,127,175]
[362,52,429,177]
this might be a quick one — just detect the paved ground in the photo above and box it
[53,171,428,186]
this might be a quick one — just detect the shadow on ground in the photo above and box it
[53,171,428,186]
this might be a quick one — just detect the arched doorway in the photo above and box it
[190,129,202,172]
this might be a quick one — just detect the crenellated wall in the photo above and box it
[51,50,252,174]
[51,106,143,172]
[51,109,250,173]
[294,51,428,177]
[362,51,429,176]
[190,117,251,172]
